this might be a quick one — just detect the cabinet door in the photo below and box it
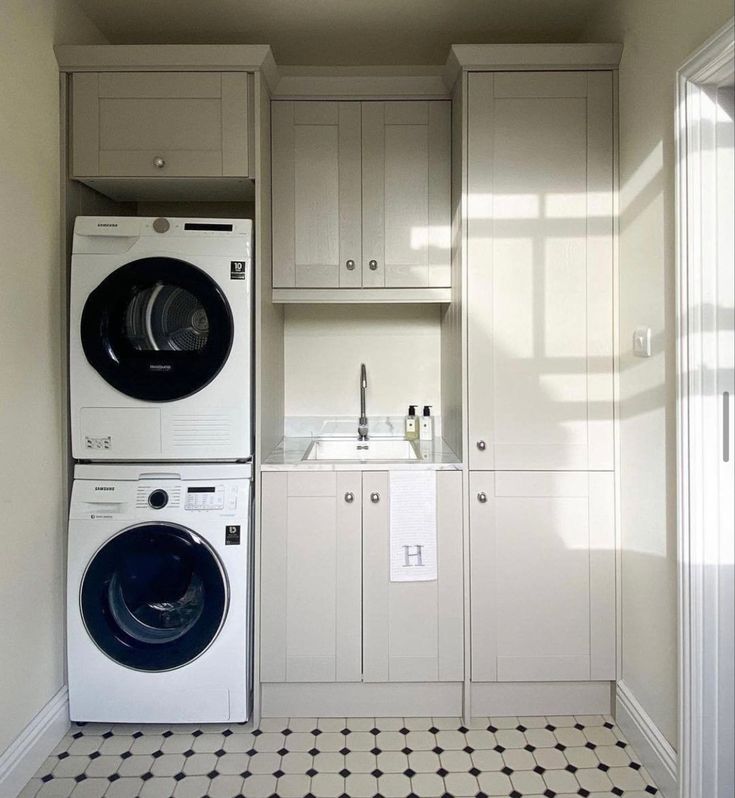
[470,471,615,682]
[260,471,362,682]
[467,72,614,470]
[362,470,463,682]
[362,101,451,288]
[72,72,250,178]
[272,101,362,288]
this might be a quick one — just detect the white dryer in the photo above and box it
[67,463,252,723]
[70,216,252,461]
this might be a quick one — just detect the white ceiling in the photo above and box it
[73,0,607,65]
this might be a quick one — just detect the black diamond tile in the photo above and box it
[72,732,83,739]
[108,774,120,783]
[469,767,480,776]
[371,769,383,778]
[308,748,319,756]
[75,722,87,727]
[370,727,380,736]
[436,768,448,777]
[534,765,545,774]
[612,789,624,797]
[442,794,453,798]
[544,790,557,798]
[338,794,350,798]
[545,724,556,732]
[74,775,87,783]
[192,730,203,737]
[215,749,226,757]
[89,751,101,760]
[312,729,322,736]
[645,788,658,795]
[574,723,585,730]
[252,729,263,737]
[516,724,527,732]
[246,748,257,756]
[401,747,412,755]
[493,744,505,753]
[120,751,132,759]
[463,745,475,754]
[340,747,351,756]
[565,764,578,773]
[183,749,195,758]
[486,724,498,733]
[432,746,444,755]
[241,771,252,779]
[207,770,219,779]
[604,722,614,729]
[585,742,596,750]
[273,769,284,778]
[277,748,288,756]
[162,731,173,738]
[510,792,522,798]
[524,744,536,752]
[341,728,351,736]
[554,743,566,751]
[476,792,489,798]
[407,794,420,798]
[370,747,381,755]
[303,794,316,798]
[223,729,233,737]
[428,726,439,734]
[103,731,115,739]
[598,763,610,772]
[282,729,292,736]
[501,766,513,776]
[578,790,590,798]
[339,768,351,778]
[132,731,143,739]
[141,773,153,781]
[57,752,69,760]
[630,761,642,770]
[458,726,468,734]
[403,768,415,778]
[306,768,318,777]
[399,727,410,735]
[616,740,627,748]
[173,772,186,782]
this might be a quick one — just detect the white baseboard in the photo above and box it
[615,680,677,797]
[0,687,70,798]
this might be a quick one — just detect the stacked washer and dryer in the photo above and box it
[67,217,254,723]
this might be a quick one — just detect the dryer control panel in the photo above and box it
[185,484,238,512]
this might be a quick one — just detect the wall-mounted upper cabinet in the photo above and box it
[70,71,253,200]
[271,100,451,302]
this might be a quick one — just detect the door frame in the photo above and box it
[675,18,734,798]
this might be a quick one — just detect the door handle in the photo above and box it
[724,391,730,463]
[344,492,355,503]
[370,492,380,503]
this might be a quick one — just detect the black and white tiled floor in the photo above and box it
[20,715,658,798]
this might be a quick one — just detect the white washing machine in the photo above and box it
[67,463,252,723]
[70,216,252,461]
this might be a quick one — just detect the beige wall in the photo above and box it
[284,305,442,422]
[0,0,106,755]
[584,0,734,748]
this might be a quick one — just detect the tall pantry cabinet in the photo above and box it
[465,70,617,693]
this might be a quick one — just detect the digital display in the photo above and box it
[184,223,233,232]
[187,486,216,493]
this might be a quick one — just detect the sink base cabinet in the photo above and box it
[260,470,463,690]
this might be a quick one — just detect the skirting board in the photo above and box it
[471,681,613,716]
[615,680,677,797]
[261,682,462,717]
[0,686,70,798]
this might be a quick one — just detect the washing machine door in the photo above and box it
[80,257,234,401]
[80,523,228,672]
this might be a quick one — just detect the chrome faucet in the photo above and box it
[358,363,368,440]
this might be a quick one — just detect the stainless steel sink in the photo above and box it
[303,438,420,462]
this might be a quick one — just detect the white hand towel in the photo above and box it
[389,470,437,582]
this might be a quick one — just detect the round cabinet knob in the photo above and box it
[346,259,356,270]
[152,156,166,169]
[148,489,169,509]
[477,492,488,503]
[370,492,380,503]
[344,492,355,503]
[369,259,378,271]
[476,440,487,451]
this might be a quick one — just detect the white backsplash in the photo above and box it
[284,414,442,438]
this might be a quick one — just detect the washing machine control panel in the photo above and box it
[184,484,237,512]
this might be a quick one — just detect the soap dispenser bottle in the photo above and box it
[419,405,434,442]
[405,405,419,441]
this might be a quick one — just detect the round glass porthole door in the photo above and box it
[80,257,234,401]
[81,523,228,672]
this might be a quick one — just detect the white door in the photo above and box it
[361,101,451,288]
[272,101,362,288]
[470,471,615,682]
[467,71,614,471]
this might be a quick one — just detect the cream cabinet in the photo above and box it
[467,71,614,471]
[260,470,463,683]
[71,71,252,180]
[272,100,451,293]
[470,471,616,682]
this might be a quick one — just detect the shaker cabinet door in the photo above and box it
[260,471,362,682]
[467,71,614,470]
[362,470,463,682]
[272,101,362,288]
[470,471,615,683]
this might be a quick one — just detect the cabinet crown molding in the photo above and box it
[443,42,624,88]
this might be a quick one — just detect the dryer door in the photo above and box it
[80,257,234,401]
[81,523,228,672]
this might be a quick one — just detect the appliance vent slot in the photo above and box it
[170,416,233,446]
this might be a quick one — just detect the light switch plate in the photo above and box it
[633,326,652,357]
